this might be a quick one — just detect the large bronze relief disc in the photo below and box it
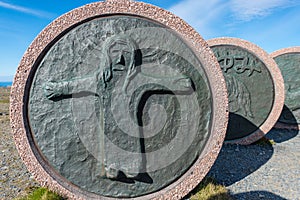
[10,1,228,199]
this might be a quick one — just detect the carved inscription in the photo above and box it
[216,51,262,76]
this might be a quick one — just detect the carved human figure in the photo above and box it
[215,52,254,118]
[43,35,193,181]
[226,75,253,118]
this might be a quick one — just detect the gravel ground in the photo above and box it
[2,121,299,200]
[0,87,39,200]
[0,108,39,199]
[1,87,299,199]
[208,128,300,200]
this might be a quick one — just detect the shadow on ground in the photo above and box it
[183,109,300,200]
[266,127,299,143]
[232,191,288,200]
[271,105,299,143]
[208,120,299,187]
[207,140,274,186]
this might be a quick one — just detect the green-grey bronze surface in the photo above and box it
[211,45,275,141]
[28,16,212,197]
[274,53,300,124]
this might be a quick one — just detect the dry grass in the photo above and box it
[16,179,230,200]
[0,87,10,101]
[0,87,10,123]
[188,177,232,200]
[14,187,65,200]
[0,87,10,113]
[253,137,276,146]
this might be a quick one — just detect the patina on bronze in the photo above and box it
[10,0,228,199]
[271,47,300,129]
[208,38,284,145]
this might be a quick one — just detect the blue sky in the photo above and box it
[1,0,300,81]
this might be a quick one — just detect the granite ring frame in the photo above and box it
[208,37,284,145]
[10,0,228,199]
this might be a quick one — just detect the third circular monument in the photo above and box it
[271,47,300,129]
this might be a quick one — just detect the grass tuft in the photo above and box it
[0,99,9,104]
[14,187,65,200]
[187,177,232,200]
[0,87,10,105]
[253,137,276,146]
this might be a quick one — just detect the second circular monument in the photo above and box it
[208,37,284,145]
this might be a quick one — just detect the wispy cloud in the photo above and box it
[168,0,298,37]
[0,1,55,19]
[230,0,296,21]
[169,0,230,36]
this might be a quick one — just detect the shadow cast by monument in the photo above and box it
[225,113,259,141]
[271,105,299,143]
[231,191,288,200]
[267,127,299,144]
[206,110,276,186]
[208,115,299,188]
[207,139,273,186]
[279,104,300,125]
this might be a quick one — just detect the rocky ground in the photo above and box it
[208,128,300,200]
[0,87,39,200]
[0,87,299,200]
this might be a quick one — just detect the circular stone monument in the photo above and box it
[208,38,284,145]
[10,0,228,199]
[271,47,300,129]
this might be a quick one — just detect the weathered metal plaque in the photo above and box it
[10,1,228,199]
[271,47,300,129]
[208,38,284,145]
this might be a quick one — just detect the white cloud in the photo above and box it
[0,1,54,19]
[169,0,221,19]
[230,0,296,21]
[168,0,230,36]
[168,0,299,38]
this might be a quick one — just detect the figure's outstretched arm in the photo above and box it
[139,73,193,92]
[43,75,99,99]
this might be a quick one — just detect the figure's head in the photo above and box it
[103,35,139,94]
[104,35,138,73]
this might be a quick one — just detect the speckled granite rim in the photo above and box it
[271,46,300,130]
[207,37,284,145]
[10,0,228,199]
